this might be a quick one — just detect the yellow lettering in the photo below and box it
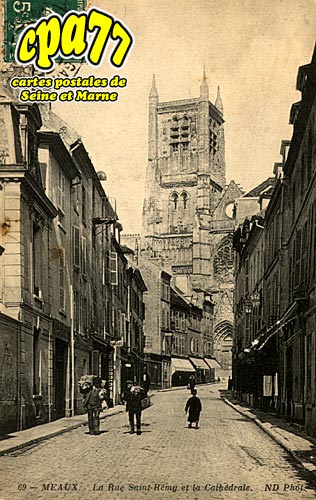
[87,9,113,65]
[36,16,61,70]
[110,21,133,67]
[61,13,87,57]
[16,28,36,63]
[15,8,134,71]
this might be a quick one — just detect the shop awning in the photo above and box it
[205,358,221,369]
[171,357,195,374]
[189,357,210,371]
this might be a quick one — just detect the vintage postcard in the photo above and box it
[0,0,316,499]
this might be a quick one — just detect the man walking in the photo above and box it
[123,381,146,435]
[83,376,102,435]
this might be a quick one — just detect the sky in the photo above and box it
[54,0,316,233]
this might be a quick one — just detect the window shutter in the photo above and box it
[294,230,301,287]
[59,248,65,309]
[109,251,118,285]
[72,226,80,268]
[81,236,87,274]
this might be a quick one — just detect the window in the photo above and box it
[174,336,179,354]
[190,338,199,354]
[59,248,65,310]
[162,303,170,329]
[32,221,42,297]
[82,185,86,224]
[74,290,80,333]
[109,251,118,285]
[145,336,152,348]
[81,296,87,335]
[81,236,87,275]
[161,281,170,301]
[180,337,185,355]
[171,192,178,210]
[72,226,80,268]
[294,229,302,287]
[181,192,188,209]
[58,171,65,212]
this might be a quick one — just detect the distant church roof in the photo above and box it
[244,177,276,197]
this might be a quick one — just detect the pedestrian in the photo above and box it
[188,374,196,393]
[83,376,103,435]
[123,381,146,435]
[185,389,202,429]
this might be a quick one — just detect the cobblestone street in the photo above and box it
[1,384,316,500]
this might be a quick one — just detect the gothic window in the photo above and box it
[170,116,179,140]
[180,115,189,140]
[181,192,188,209]
[213,236,234,282]
[171,192,178,210]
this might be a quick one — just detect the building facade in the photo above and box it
[233,46,316,437]
[0,76,146,433]
[141,72,244,369]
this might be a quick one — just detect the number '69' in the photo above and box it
[15,8,133,71]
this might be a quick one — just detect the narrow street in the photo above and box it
[0,384,315,500]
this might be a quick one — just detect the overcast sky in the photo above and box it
[54,0,316,233]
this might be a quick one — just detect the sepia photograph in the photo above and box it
[0,0,316,498]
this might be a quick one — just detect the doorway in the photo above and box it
[55,339,68,420]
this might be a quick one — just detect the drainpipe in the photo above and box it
[70,285,75,416]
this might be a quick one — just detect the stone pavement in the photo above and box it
[221,390,316,479]
[1,384,316,500]
[0,405,125,456]
[0,382,316,491]
[0,385,201,456]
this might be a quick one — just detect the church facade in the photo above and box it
[141,72,244,369]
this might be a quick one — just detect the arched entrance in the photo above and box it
[213,321,233,370]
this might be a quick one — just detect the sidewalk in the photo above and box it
[221,389,316,480]
[0,405,125,457]
[0,384,212,456]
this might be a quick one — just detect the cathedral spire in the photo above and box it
[200,66,209,100]
[149,74,158,100]
[215,85,223,113]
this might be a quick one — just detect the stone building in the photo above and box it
[0,73,147,432]
[279,46,316,435]
[137,257,172,389]
[170,287,215,386]
[141,72,244,369]
[0,88,58,431]
[233,46,316,437]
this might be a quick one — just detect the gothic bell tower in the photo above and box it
[142,70,228,290]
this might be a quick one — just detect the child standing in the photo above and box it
[185,389,202,429]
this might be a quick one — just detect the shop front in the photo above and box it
[189,357,211,384]
[171,357,196,386]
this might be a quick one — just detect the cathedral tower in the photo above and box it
[141,71,244,369]
[142,70,229,286]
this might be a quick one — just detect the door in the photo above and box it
[55,339,68,420]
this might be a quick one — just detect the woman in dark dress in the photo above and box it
[185,389,202,429]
